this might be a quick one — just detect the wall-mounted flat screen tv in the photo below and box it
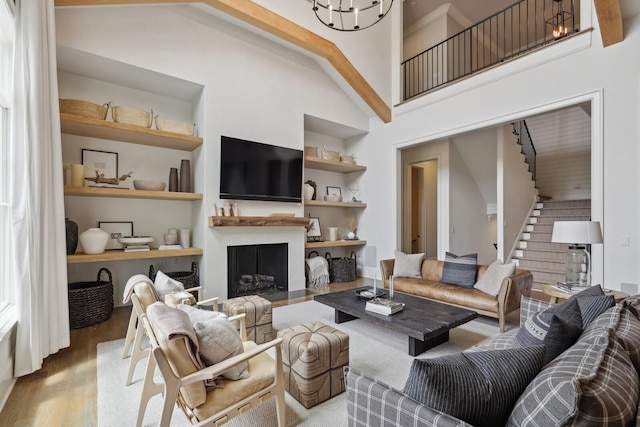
[220,136,303,203]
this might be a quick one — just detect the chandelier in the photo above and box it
[547,0,572,39]
[310,0,394,32]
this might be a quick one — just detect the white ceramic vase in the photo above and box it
[304,183,314,201]
[79,227,109,254]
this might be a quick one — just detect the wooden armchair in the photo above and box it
[122,277,218,386]
[136,303,285,427]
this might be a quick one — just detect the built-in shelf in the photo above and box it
[304,156,367,173]
[67,247,203,264]
[60,113,203,151]
[208,216,310,227]
[64,185,203,200]
[304,200,366,208]
[305,239,367,249]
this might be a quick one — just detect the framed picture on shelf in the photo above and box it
[82,149,118,180]
[307,217,322,242]
[326,186,341,196]
[99,221,133,250]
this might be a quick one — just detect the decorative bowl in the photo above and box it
[155,117,195,135]
[133,180,166,191]
[324,194,342,202]
[118,236,154,245]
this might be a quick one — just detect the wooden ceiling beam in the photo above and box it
[54,0,392,123]
[594,0,624,47]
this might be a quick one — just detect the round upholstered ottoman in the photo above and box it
[223,295,273,344]
[277,321,349,408]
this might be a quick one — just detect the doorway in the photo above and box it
[409,160,438,257]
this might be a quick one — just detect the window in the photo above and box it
[0,0,15,308]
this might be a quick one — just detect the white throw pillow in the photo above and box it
[474,260,516,296]
[178,303,228,324]
[153,270,185,299]
[393,250,425,278]
[193,318,249,380]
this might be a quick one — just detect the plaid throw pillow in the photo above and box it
[441,252,477,288]
[403,346,545,427]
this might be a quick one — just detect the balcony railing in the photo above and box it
[402,0,577,100]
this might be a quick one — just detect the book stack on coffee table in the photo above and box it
[365,298,405,316]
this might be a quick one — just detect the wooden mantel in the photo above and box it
[208,216,310,228]
[54,0,392,123]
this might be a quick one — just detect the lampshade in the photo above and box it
[551,221,603,245]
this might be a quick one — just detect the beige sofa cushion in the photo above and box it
[393,251,425,278]
[474,260,516,296]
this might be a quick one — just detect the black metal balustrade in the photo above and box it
[402,0,577,100]
[513,120,536,181]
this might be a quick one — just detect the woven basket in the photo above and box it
[149,261,199,290]
[325,251,356,283]
[110,104,153,128]
[68,268,113,329]
[59,99,109,120]
[155,117,195,135]
[304,146,318,157]
[321,147,340,161]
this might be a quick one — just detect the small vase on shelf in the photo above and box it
[65,218,78,255]
[179,159,191,193]
[168,168,178,192]
[79,227,109,255]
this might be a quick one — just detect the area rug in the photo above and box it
[97,300,504,426]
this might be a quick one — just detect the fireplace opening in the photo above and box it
[227,243,288,298]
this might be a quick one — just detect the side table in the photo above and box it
[542,283,629,304]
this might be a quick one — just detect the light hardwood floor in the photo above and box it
[0,281,548,426]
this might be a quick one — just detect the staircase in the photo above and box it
[513,199,591,290]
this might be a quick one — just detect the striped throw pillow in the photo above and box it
[441,252,477,287]
[403,346,545,427]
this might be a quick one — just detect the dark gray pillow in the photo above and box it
[403,346,545,427]
[441,252,477,288]
[577,295,615,327]
[515,298,583,365]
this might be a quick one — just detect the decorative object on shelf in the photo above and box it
[155,116,195,135]
[327,186,341,197]
[345,215,358,239]
[168,167,178,192]
[179,159,191,193]
[164,233,178,245]
[99,221,133,250]
[340,154,356,164]
[79,227,110,255]
[149,261,200,291]
[64,163,85,187]
[328,226,339,242]
[233,202,239,217]
[65,218,78,255]
[179,228,191,248]
[348,182,361,202]
[304,145,318,157]
[110,104,153,128]
[85,170,132,187]
[309,0,394,32]
[325,251,357,282]
[225,201,232,216]
[82,148,118,181]
[168,228,178,236]
[321,146,340,161]
[305,180,317,200]
[551,221,603,286]
[307,216,322,242]
[304,182,315,201]
[118,236,154,245]
[59,98,109,120]
[324,194,342,202]
[133,180,166,191]
[67,267,113,329]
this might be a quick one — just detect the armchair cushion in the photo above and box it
[473,260,516,296]
[178,303,227,323]
[153,270,185,299]
[193,318,249,380]
[441,252,478,288]
[393,250,425,278]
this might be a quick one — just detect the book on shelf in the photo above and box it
[124,244,150,252]
[158,244,182,250]
[365,298,405,316]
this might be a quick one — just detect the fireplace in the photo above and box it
[227,243,288,298]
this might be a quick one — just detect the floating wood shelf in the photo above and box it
[208,216,309,227]
[304,156,367,173]
[67,247,203,264]
[60,113,203,151]
[64,185,203,200]
[304,200,366,208]
[305,239,367,249]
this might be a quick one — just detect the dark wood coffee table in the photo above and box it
[314,287,478,356]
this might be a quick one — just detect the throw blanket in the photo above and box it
[306,256,330,287]
[122,274,157,304]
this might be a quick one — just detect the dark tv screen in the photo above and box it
[220,136,303,203]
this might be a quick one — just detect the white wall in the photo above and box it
[55,5,370,302]
[422,160,438,259]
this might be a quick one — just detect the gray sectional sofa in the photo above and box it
[345,289,640,426]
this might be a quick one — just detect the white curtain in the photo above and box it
[10,0,70,376]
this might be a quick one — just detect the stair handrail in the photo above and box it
[513,120,536,182]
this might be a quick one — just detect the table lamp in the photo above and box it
[551,221,603,286]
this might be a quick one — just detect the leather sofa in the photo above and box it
[380,258,533,332]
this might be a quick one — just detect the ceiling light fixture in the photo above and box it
[310,0,394,32]
[547,0,572,38]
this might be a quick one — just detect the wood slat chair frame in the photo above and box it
[122,282,218,386]
[136,312,286,427]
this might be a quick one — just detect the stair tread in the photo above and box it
[517,249,567,254]
[516,257,564,263]
[523,266,566,275]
